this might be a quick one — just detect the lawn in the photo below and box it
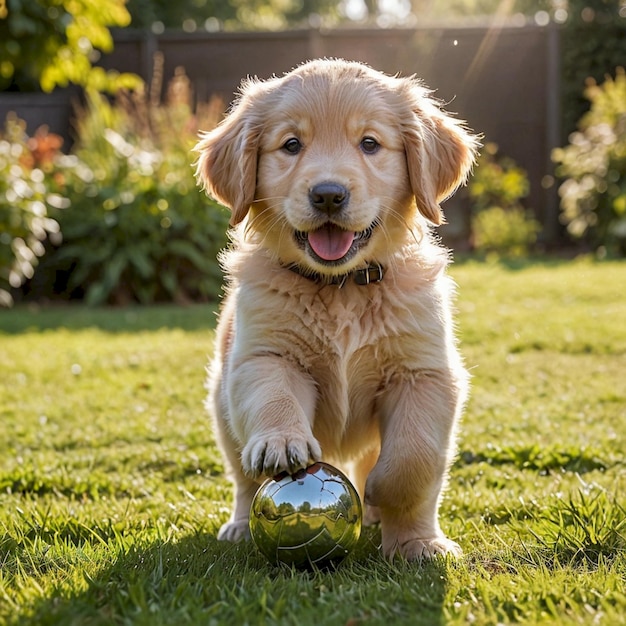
[1,259,625,625]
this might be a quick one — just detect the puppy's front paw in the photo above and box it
[241,434,322,478]
[217,519,251,542]
[385,535,462,561]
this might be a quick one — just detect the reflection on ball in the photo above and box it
[249,462,362,567]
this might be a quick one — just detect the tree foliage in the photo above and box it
[124,0,558,30]
[126,0,341,30]
[0,0,140,92]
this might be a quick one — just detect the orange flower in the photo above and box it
[27,126,64,169]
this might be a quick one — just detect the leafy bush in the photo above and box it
[552,68,626,257]
[468,143,539,257]
[52,73,229,305]
[472,207,540,259]
[0,116,68,307]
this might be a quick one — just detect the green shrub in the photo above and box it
[0,115,68,307]
[53,73,229,305]
[472,206,540,258]
[552,68,626,257]
[469,143,539,257]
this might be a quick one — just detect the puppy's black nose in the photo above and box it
[309,182,349,214]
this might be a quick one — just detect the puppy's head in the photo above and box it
[196,59,479,276]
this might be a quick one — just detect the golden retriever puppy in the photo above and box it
[196,59,479,560]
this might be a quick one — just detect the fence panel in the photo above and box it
[2,25,561,244]
[103,25,560,242]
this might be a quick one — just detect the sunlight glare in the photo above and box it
[378,0,412,20]
[342,0,367,21]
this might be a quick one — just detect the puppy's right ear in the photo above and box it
[401,81,479,226]
[195,88,260,226]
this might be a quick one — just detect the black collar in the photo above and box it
[286,262,384,287]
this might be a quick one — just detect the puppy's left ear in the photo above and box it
[195,86,261,226]
[403,87,480,225]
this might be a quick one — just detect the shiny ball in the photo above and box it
[249,462,362,568]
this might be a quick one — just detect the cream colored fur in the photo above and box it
[195,59,479,560]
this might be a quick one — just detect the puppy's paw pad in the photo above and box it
[217,519,251,542]
[242,434,322,478]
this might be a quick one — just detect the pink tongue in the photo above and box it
[307,224,356,261]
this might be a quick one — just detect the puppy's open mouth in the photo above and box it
[294,222,377,265]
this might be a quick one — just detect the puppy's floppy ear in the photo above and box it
[195,85,261,226]
[402,83,480,225]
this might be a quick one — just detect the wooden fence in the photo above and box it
[1,24,563,245]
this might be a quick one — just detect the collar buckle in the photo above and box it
[353,263,384,285]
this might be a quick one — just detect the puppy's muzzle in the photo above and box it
[309,182,350,216]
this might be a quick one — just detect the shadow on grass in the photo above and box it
[15,528,452,626]
[0,303,218,335]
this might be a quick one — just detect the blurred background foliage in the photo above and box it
[469,143,540,258]
[0,0,140,93]
[1,67,229,306]
[125,0,556,30]
[50,70,229,306]
[0,0,625,305]
[553,68,626,257]
[0,117,66,306]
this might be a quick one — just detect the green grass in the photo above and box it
[1,258,625,625]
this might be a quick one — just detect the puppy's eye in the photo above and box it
[282,138,302,154]
[360,137,381,154]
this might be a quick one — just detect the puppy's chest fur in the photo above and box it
[229,248,454,458]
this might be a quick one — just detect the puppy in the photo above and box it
[196,59,479,560]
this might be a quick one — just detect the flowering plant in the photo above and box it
[0,117,68,306]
